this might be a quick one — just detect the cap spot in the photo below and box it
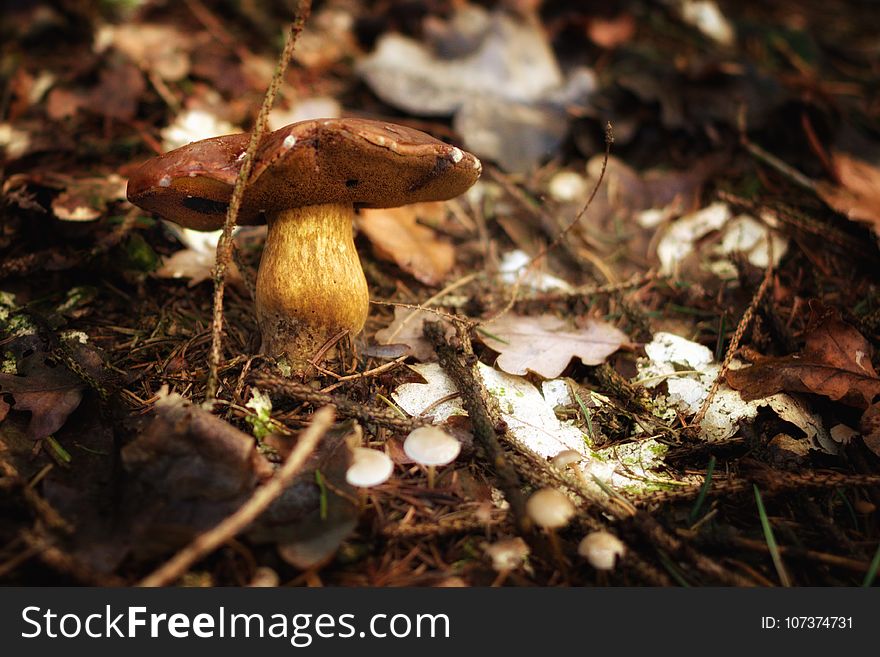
[282,135,297,150]
[159,175,172,188]
[450,147,463,163]
[473,156,482,171]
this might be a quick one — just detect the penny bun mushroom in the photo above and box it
[403,425,461,488]
[577,531,626,571]
[127,118,481,373]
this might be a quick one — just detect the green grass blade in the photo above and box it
[754,485,791,587]
[862,542,880,587]
[688,455,716,525]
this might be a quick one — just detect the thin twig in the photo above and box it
[691,237,775,430]
[480,122,615,326]
[424,321,530,531]
[139,405,334,587]
[206,2,312,403]
[252,371,427,430]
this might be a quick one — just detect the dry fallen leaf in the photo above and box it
[85,60,145,122]
[859,402,880,458]
[95,23,192,82]
[374,306,446,361]
[639,332,834,449]
[587,14,636,49]
[357,7,594,172]
[726,304,880,409]
[51,174,127,222]
[358,203,455,286]
[480,314,628,378]
[0,340,104,441]
[816,151,880,232]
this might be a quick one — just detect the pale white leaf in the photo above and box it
[481,314,628,378]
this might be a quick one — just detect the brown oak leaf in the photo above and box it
[726,304,880,409]
[860,402,880,458]
[357,202,454,286]
[815,151,880,232]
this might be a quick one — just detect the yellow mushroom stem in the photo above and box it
[255,202,369,372]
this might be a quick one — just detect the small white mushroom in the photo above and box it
[526,488,575,570]
[346,447,394,488]
[551,449,583,470]
[484,537,530,574]
[403,426,461,488]
[578,531,626,571]
[526,488,575,530]
[551,449,589,487]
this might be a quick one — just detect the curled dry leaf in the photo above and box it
[374,305,446,361]
[357,202,455,286]
[51,174,127,222]
[358,7,594,172]
[726,305,880,409]
[0,338,104,441]
[95,23,192,82]
[816,151,880,233]
[859,403,880,458]
[480,314,628,378]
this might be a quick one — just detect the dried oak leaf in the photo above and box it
[120,392,358,566]
[860,402,880,458]
[51,174,127,222]
[85,60,145,122]
[374,305,450,361]
[357,202,455,286]
[480,314,629,378]
[816,152,880,232]
[0,341,103,441]
[726,306,880,409]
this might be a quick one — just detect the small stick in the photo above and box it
[139,405,334,587]
[424,321,530,532]
[480,122,615,326]
[690,235,774,431]
[206,1,313,403]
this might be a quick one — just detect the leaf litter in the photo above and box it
[3,0,880,587]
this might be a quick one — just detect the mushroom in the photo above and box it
[526,487,575,570]
[402,425,461,488]
[484,537,531,586]
[551,449,589,486]
[127,118,481,373]
[577,531,626,571]
[346,446,394,510]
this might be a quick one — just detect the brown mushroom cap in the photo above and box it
[126,118,482,230]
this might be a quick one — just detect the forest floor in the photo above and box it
[2,0,880,586]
